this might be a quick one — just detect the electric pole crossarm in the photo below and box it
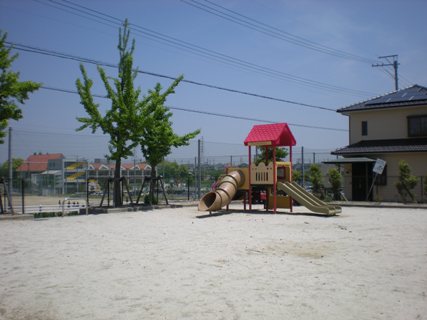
[372,55,399,91]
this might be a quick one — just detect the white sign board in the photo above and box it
[373,159,386,175]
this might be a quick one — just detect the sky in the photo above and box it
[1,0,426,164]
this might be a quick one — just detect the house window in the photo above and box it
[361,121,368,136]
[408,115,427,137]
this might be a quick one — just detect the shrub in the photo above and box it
[396,160,418,203]
[308,164,324,198]
[328,168,342,200]
[292,169,302,184]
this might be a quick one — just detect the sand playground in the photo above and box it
[0,205,426,320]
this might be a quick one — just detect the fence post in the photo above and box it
[21,179,25,215]
[197,139,201,199]
[301,146,305,187]
[8,127,13,210]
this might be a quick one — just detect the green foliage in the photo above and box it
[158,161,191,186]
[138,78,200,204]
[76,20,140,162]
[396,160,418,203]
[75,20,200,206]
[308,164,323,197]
[75,20,142,207]
[327,167,342,200]
[255,147,288,165]
[0,31,41,143]
[0,158,23,177]
[292,169,302,184]
[138,77,200,173]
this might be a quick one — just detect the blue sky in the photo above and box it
[1,0,426,164]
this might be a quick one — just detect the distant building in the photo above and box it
[329,85,427,201]
[17,153,64,195]
[17,153,150,195]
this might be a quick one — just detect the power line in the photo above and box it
[6,41,336,112]
[39,85,347,132]
[31,0,376,97]
[181,0,377,64]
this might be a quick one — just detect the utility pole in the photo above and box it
[372,55,399,91]
[197,139,201,199]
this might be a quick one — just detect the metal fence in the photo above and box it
[3,166,426,214]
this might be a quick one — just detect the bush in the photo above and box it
[308,164,324,198]
[292,169,302,184]
[328,168,342,200]
[396,160,418,203]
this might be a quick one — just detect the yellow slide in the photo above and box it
[277,182,341,216]
[198,171,244,212]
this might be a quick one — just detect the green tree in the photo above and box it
[0,158,23,178]
[0,31,41,143]
[138,79,200,204]
[328,167,342,200]
[255,147,288,164]
[158,161,190,186]
[75,20,141,207]
[396,160,418,203]
[308,164,323,198]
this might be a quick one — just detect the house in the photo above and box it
[330,84,427,202]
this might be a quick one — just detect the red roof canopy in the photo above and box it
[244,123,296,147]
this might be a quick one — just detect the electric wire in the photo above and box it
[38,85,348,132]
[181,0,378,64]
[6,41,337,112]
[31,0,376,97]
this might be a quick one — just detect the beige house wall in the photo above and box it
[340,153,427,202]
[348,105,427,144]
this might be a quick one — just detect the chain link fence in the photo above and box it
[2,139,426,214]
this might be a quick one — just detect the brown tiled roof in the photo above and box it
[332,138,427,155]
[17,153,64,172]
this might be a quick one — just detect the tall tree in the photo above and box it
[138,78,200,204]
[0,31,41,143]
[0,158,23,178]
[76,20,142,207]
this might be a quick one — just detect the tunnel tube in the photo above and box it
[198,170,244,212]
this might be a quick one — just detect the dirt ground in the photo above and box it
[0,205,426,320]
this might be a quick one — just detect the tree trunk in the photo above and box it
[149,165,157,204]
[113,159,122,207]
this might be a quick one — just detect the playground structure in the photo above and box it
[198,123,341,216]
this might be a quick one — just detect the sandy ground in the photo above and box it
[0,205,426,320]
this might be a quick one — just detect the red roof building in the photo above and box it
[17,153,64,173]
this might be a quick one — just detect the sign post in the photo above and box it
[367,159,386,201]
